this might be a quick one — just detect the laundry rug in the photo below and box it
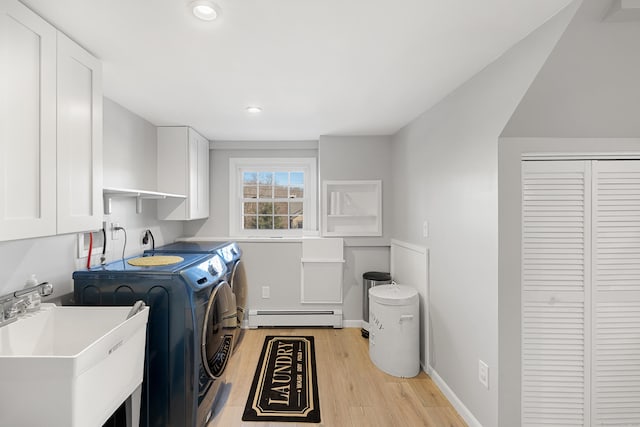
[242,336,320,423]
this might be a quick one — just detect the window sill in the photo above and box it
[176,236,392,247]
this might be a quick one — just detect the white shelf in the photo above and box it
[322,180,382,237]
[103,187,186,214]
[327,214,377,218]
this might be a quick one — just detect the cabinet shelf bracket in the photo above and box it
[103,187,186,215]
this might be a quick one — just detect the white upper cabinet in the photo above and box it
[0,0,57,240]
[0,0,103,241]
[56,33,103,234]
[157,127,210,220]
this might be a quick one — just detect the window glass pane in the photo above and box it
[258,216,273,229]
[274,182,288,198]
[243,172,257,185]
[243,172,257,198]
[274,216,289,229]
[274,172,289,186]
[290,172,304,198]
[274,202,288,215]
[258,202,273,214]
[290,215,303,229]
[243,216,257,229]
[258,171,273,198]
[243,202,257,215]
[290,201,302,216]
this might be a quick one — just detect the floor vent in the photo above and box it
[248,309,342,328]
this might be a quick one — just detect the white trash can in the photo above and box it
[368,283,419,378]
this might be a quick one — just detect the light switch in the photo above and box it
[478,360,489,389]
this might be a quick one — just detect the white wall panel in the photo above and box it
[390,239,428,368]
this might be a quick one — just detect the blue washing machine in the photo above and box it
[145,241,247,351]
[73,252,235,427]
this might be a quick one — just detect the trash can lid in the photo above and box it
[369,284,418,305]
[363,271,391,281]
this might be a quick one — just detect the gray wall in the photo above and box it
[389,4,579,426]
[184,143,318,237]
[319,135,392,321]
[101,98,184,261]
[185,138,392,323]
[103,98,158,190]
[0,98,184,298]
[502,0,640,137]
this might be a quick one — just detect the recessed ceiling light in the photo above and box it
[246,106,262,114]
[190,0,219,21]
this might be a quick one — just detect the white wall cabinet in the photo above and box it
[0,0,57,240]
[157,127,210,220]
[521,159,640,426]
[0,0,102,241]
[321,180,382,236]
[57,33,103,234]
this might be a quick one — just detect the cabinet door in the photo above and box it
[157,126,189,220]
[157,127,208,220]
[56,33,103,234]
[188,129,199,218]
[0,0,57,241]
[191,129,209,219]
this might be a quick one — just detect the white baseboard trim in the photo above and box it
[247,309,343,328]
[342,319,364,328]
[427,365,482,427]
[243,316,363,329]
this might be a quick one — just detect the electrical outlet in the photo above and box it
[77,231,104,258]
[141,230,150,247]
[478,360,489,389]
[111,222,120,240]
[423,220,429,237]
[262,286,270,299]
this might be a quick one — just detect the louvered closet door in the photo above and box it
[522,160,590,426]
[592,160,640,426]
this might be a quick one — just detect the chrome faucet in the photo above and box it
[0,281,54,327]
[13,281,53,298]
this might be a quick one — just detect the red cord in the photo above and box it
[87,232,93,269]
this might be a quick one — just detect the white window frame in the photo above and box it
[229,157,317,237]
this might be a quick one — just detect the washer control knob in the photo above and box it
[208,263,217,276]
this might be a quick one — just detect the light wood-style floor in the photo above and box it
[208,328,467,427]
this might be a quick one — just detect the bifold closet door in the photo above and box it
[591,160,640,425]
[522,159,640,427]
[522,160,590,426]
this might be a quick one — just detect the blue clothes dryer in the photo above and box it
[146,241,247,351]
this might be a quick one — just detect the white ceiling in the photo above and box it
[23,0,572,141]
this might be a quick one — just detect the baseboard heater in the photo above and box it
[248,309,342,329]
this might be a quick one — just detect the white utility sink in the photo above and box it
[0,303,149,427]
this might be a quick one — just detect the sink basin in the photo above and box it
[0,303,149,427]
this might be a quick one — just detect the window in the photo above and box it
[229,158,317,236]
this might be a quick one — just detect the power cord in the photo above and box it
[114,226,127,260]
[142,229,155,250]
[101,227,107,265]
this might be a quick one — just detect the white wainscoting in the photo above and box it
[389,239,429,369]
[390,239,481,426]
